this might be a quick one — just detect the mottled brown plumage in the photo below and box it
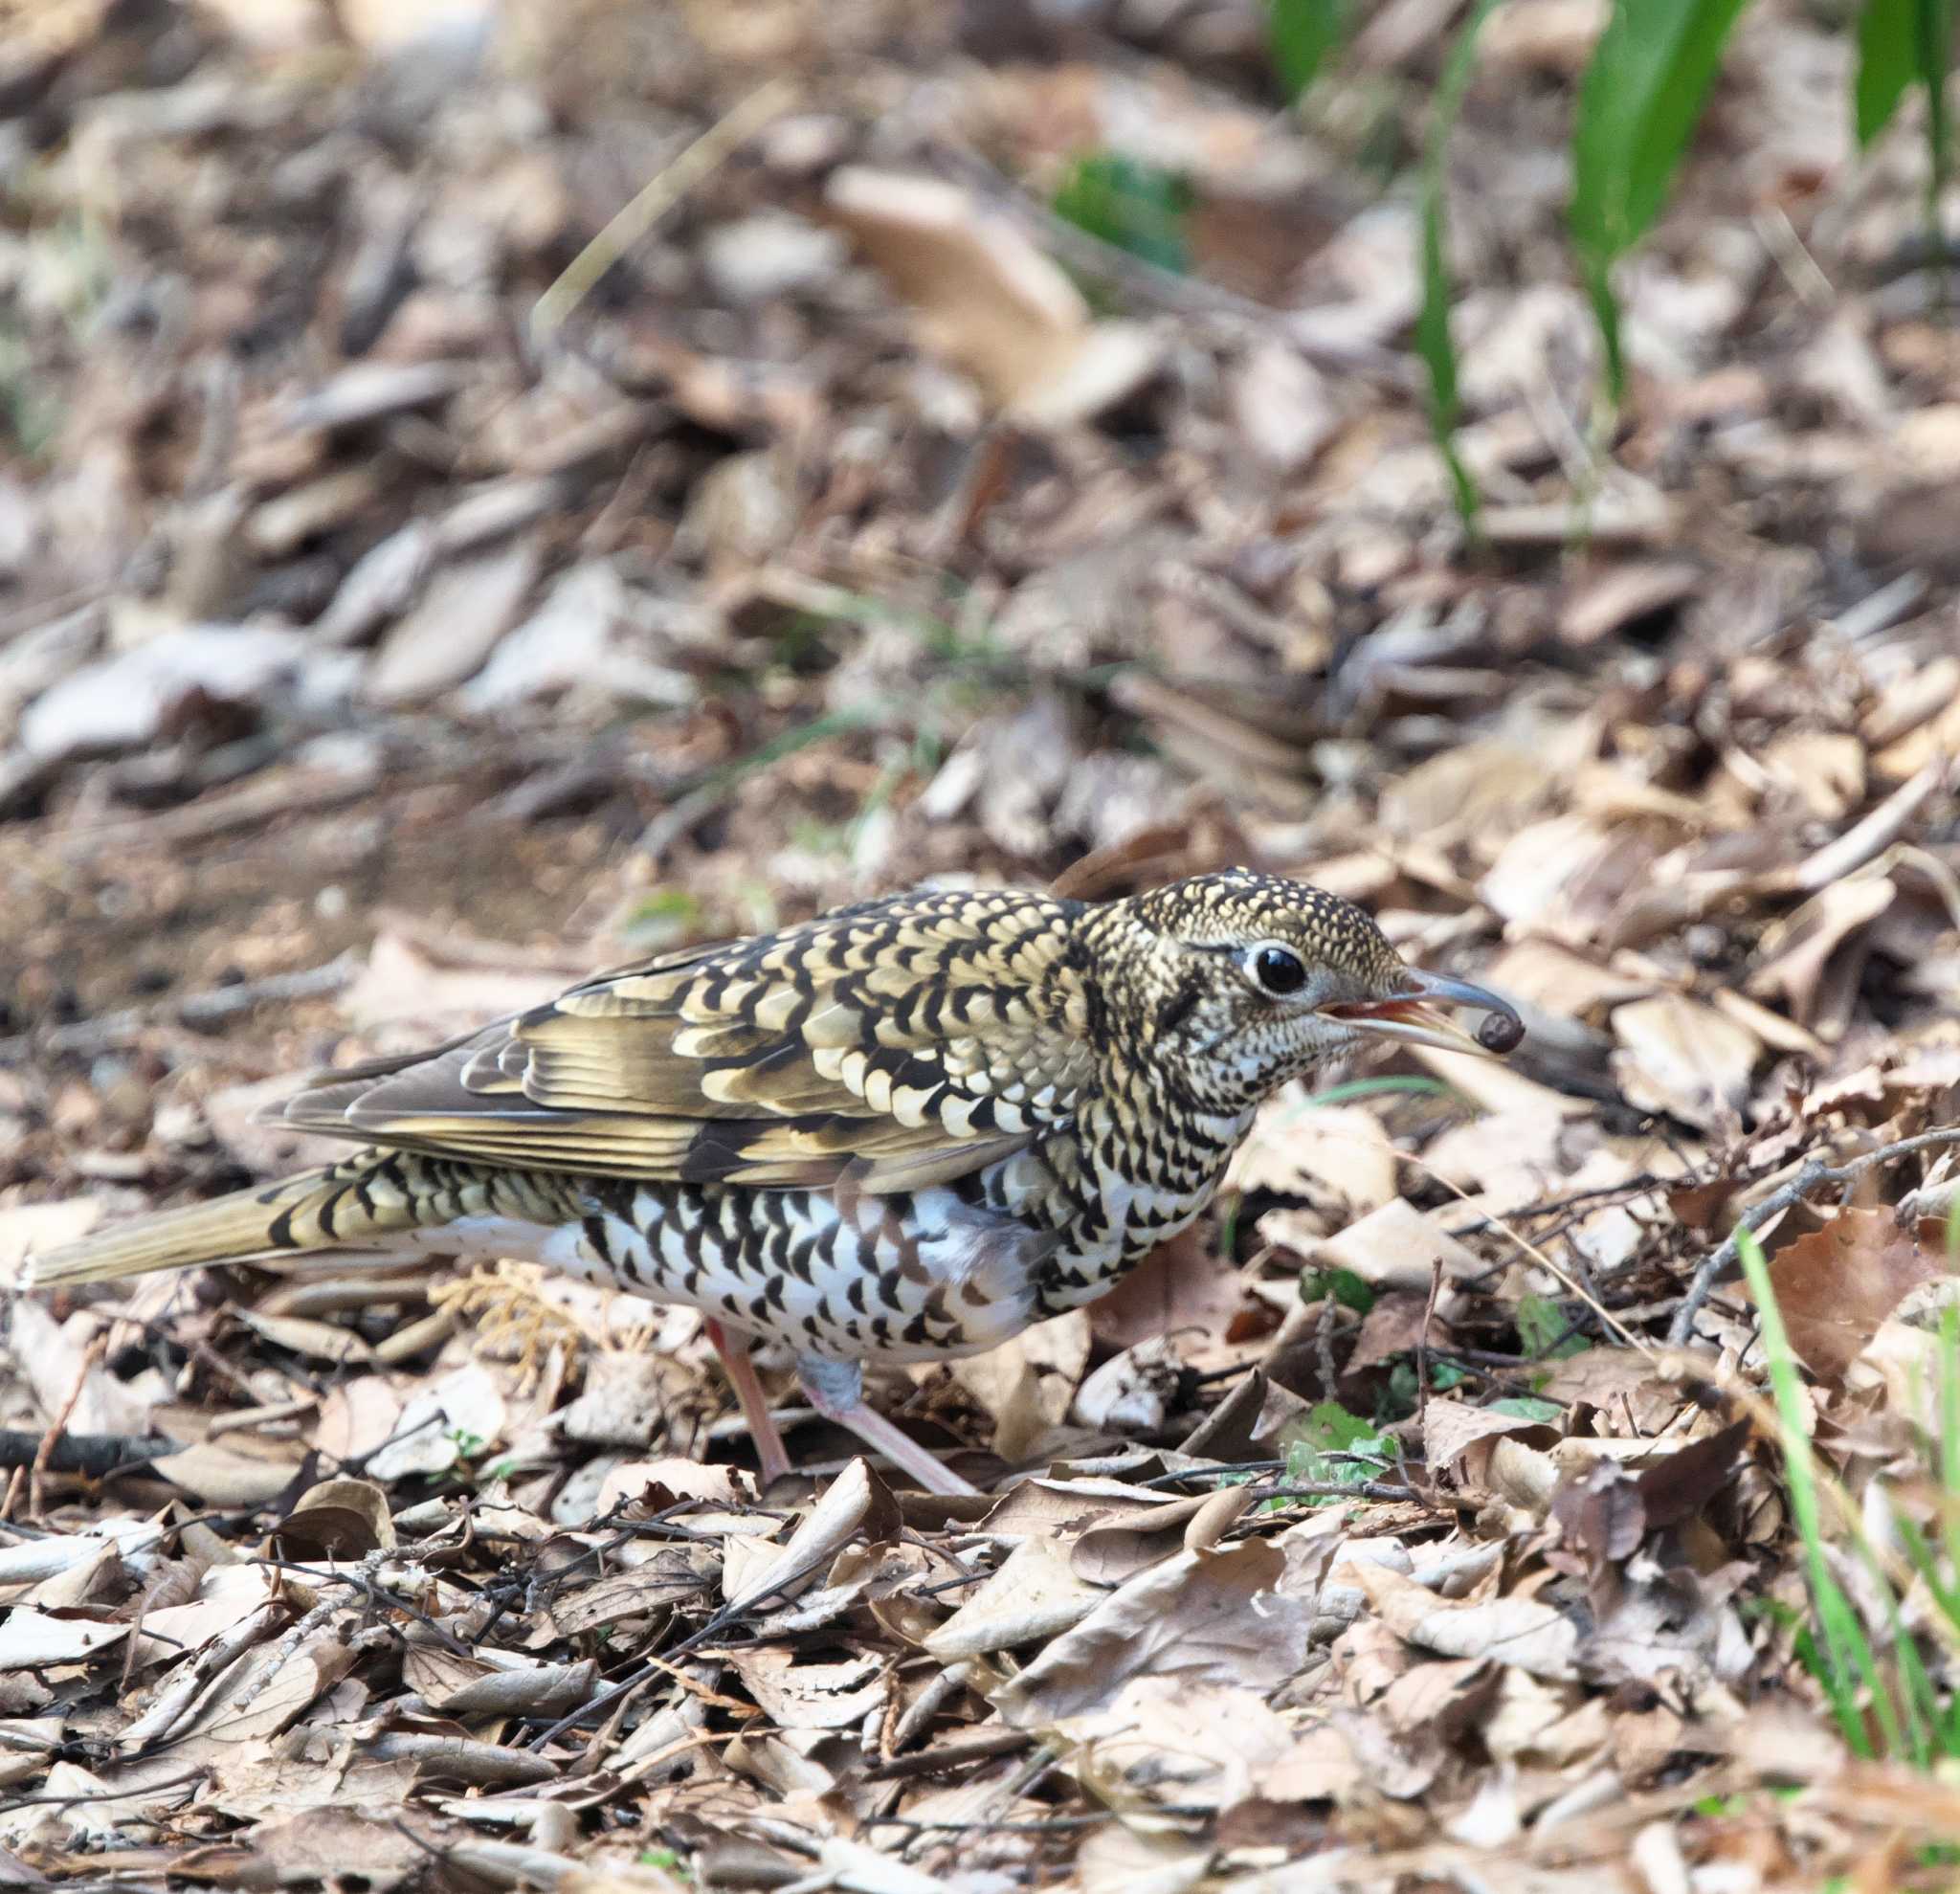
[29,870,1523,1493]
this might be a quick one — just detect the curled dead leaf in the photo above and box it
[1762,1207,1949,1381]
[278,1478,396,1561]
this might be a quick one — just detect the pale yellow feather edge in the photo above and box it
[24,1173,325,1287]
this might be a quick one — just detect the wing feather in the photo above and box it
[275,887,1094,1190]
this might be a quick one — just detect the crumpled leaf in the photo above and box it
[991,1539,1311,1727]
[1762,1207,1950,1380]
[1349,1561,1581,1681]
[1611,992,1761,1128]
[825,167,1162,425]
[924,1535,1102,1660]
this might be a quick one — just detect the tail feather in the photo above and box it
[24,1153,471,1289]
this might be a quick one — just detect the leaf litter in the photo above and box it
[0,0,1958,1887]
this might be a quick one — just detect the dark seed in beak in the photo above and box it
[1479,1010,1525,1054]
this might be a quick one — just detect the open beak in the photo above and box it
[1318,969,1525,1059]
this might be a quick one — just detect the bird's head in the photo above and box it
[1100,869,1524,1108]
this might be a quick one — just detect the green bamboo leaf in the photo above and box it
[1268,0,1350,103]
[1416,0,1502,529]
[1571,0,1755,401]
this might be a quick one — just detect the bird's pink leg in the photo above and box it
[702,1318,791,1489]
[798,1356,979,1498]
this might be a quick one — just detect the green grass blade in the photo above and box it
[1306,1076,1454,1105]
[1890,1605,1938,1766]
[1894,1512,1960,1643]
[1918,0,1954,245]
[1739,1228,1894,1756]
[1268,0,1350,103]
[1051,154,1194,275]
[1858,0,1923,144]
[1942,1304,1960,1592]
[1416,0,1501,530]
[1570,0,1755,402]
[1856,0,1952,297]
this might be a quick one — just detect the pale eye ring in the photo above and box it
[1251,945,1307,996]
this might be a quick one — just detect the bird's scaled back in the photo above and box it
[264,871,1400,1192]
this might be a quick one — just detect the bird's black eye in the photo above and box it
[1253,946,1307,996]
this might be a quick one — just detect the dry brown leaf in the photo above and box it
[1478,813,1626,935]
[949,1308,1091,1462]
[0,1197,102,1285]
[236,1311,374,1366]
[1086,1224,1261,1363]
[1301,1196,1482,1293]
[547,1548,721,1638]
[727,1459,901,1617]
[1762,1208,1949,1381]
[1559,558,1700,647]
[338,931,564,1035]
[1070,1488,1254,1587]
[1423,1398,1555,1475]
[366,1363,507,1482]
[1748,876,1897,1024]
[824,168,1161,424]
[923,1535,1102,1660]
[279,1478,396,1560]
[991,1539,1311,1726]
[1482,940,1652,1019]
[364,542,541,705]
[1346,1289,1445,1372]
[148,1441,301,1507]
[1228,1095,1399,1213]
[1760,730,1867,820]
[724,1648,885,1730]
[1378,741,1558,852]
[0,1606,128,1670]
[1409,1041,1588,1120]
[1349,1561,1582,1680]
[1610,993,1762,1128]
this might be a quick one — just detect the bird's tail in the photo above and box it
[24,1150,505,1289]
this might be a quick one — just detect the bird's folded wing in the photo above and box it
[278,890,1096,1191]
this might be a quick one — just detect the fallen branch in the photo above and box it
[1,950,361,1061]
[1667,1126,1960,1347]
[859,1728,1034,1782]
[0,1428,176,1476]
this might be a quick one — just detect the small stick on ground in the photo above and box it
[532,78,800,342]
[30,1334,105,1518]
[1,951,361,1061]
[0,1428,177,1475]
[1668,1126,1960,1347]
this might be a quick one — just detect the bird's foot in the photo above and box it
[702,1317,792,1489]
[798,1356,978,1498]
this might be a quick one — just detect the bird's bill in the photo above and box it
[1318,969,1524,1059]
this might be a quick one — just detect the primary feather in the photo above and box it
[271,885,1096,1190]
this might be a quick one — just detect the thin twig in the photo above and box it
[1393,1148,1650,1354]
[1,951,361,1061]
[531,78,800,342]
[0,1768,208,1816]
[859,1728,1034,1782]
[30,1334,103,1518]
[1667,1126,1960,1347]
[51,762,380,860]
